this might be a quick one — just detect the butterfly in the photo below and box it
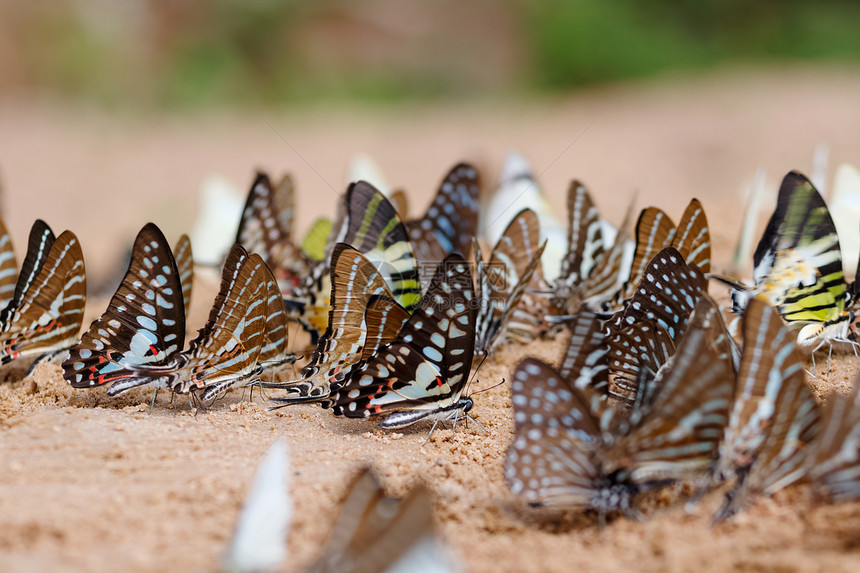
[306,467,458,573]
[405,163,480,276]
[603,198,710,314]
[550,180,635,316]
[235,172,311,296]
[715,171,852,351]
[255,261,295,374]
[0,214,18,311]
[286,181,422,341]
[805,374,860,503]
[65,224,266,405]
[176,247,269,401]
[328,254,477,434]
[0,220,86,368]
[64,223,190,395]
[602,247,708,408]
[173,233,194,319]
[506,294,734,519]
[474,208,546,355]
[222,440,292,573]
[713,299,821,522]
[268,243,407,403]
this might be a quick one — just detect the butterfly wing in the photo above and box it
[614,207,676,303]
[0,215,17,310]
[475,208,546,354]
[275,244,400,402]
[222,440,292,573]
[0,230,86,364]
[558,309,610,394]
[330,255,475,420]
[360,294,410,362]
[606,295,735,484]
[806,377,860,502]
[64,223,186,393]
[186,250,267,398]
[173,233,194,320]
[505,358,605,508]
[301,217,333,262]
[406,163,480,265]
[557,181,605,288]
[749,171,845,323]
[721,299,807,474]
[307,469,436,573]
[1,219,54,324]
[671,198,711,274]
[256,260,292,370]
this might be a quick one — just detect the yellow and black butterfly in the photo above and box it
[714,171,855,352]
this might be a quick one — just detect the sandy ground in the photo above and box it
[1,66,860,572]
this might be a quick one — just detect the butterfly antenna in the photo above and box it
[464,353,489,397]
[470,377,507,397]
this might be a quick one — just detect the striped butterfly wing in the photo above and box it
[236,172,309,295]
[235,172,294,256]
[1,220,54,324]
[306,295,409,410]
[671,198,711,274]
[557,181,605,290]
[714,385,820,521]
[0,230,86,364]
[605,295,735,485]
[607,247,706,340]
[173,233,194,320]
[505,358,606,508]
[475,208,546,354]
[64,223,186,393]
[558,309,609,394]
[0,215,17,310]
[406,162,480,266]
[360,294,410,362]
[275,244,401,402]
[615,207,676,303]
[749,171,845,323]
[330,255,476,424]
[182,249,267,398]
[714,314,820,521]
[290,182,422,339]
[604,319,675,409]
[256,260,292,370]
[720,299,806,476]
[578,194,636,308]
[307,469,436,573]
[806,377,860,502]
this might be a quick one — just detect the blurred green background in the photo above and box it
[2,0,860,108]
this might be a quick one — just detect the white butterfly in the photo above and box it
[222,439,292,573]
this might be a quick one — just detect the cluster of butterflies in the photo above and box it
[507,169,860,522]
[1,153,857,527]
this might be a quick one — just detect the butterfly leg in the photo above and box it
[465,414,489,434]
[424,420,443,445]
[149,388,159,414]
